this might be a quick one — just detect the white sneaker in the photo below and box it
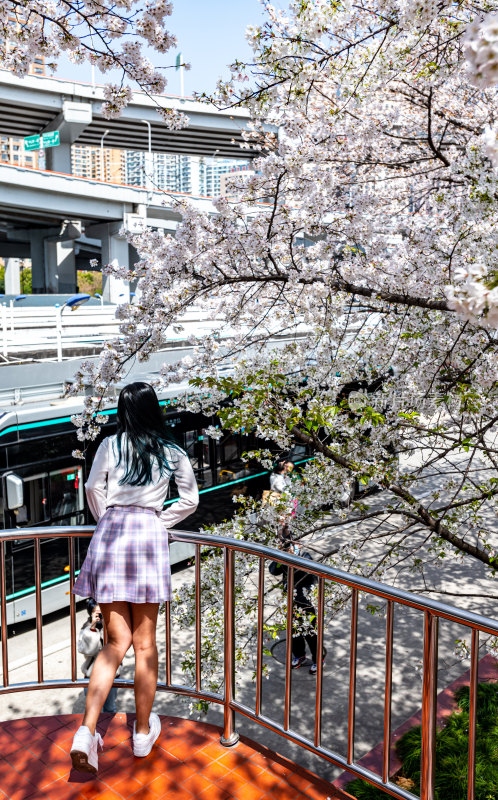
[133,712,161,757]
[70,725,103,774]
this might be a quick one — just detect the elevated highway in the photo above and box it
[0,71,260,299]
[0,70,254,165]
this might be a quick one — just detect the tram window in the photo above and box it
[49,466,84,524]
[7,434,78,469]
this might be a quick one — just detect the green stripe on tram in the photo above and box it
[6,569,81,602]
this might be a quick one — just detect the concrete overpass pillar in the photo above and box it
[43,102,92,176]
[101,226,130,304]
[45,240,77,293]
[45,143,72,175]
[29,231,46,293]
[4,259,21,295]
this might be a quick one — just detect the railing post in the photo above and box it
[347,588,358,764]
[421,612,438,800]
[220,547,239,747]
[69,537,77,682]
[34,538,44,684]
[314,576,325,748]
[195,544,201,694]
[165,600,172,686]
[467,628,479,800]
[284,565,295,732]
[255,556,264,717]
[382,600,394,783]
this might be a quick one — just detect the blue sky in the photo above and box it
[55,0,267,98]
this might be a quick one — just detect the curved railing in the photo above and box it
[1,526,497,800]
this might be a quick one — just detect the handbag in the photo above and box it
[262,489,281,506]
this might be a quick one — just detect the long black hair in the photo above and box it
[115,382,183,486]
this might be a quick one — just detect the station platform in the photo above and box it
[0,713,352,800]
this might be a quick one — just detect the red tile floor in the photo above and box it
[0,714,353,800]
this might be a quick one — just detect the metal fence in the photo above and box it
[1,526,498,800]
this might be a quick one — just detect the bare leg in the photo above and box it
[81,602,132,735]
[131,603,160,735]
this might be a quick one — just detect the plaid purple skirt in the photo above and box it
[73,506,171,604]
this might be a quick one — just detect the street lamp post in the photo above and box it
[141,119,153,193]
[94,292,104,307]
[55,293,91,362]
[100,129,110,182]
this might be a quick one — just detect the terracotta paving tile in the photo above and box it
[159,790,194,800]
[129,787,176,800]
[217,747,249,770]
[303,782,334,799]
[0,773,38,800]
[201,758,233,783]
[4,719,34,734]
[197,739,228,761]
[246,768,281,793]
[230,779,266,800]
[0,713,346,800]
[89,792,124,800]
[182,771,213,796]
[11,723,46,746]
[111,775,143,798]
[32,715,67,733]
[197,786,233,800]
[20,761,60,790]
[284,771,313,794]
[0,732,25,757]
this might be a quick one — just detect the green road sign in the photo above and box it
[42,131,59,147]
[24,134,40,151]
[24,131,60,151]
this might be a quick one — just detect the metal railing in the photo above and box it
[2,525,498,800]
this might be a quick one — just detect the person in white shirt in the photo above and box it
[70,382,199,774]
[78,598,120,712]
[270,461,292,493]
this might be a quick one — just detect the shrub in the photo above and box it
[346,683,498,800]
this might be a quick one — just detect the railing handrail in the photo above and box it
[2,525,498,636]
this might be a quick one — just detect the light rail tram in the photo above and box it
[0,380,301,626]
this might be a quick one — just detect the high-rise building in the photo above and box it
[123,151,250,196]
[71,145,125,183]
[0,136,39,168]
[124,151,194,193]
[201,158,250,197]
[0,30,45,169]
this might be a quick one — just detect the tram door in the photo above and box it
[5,466,85,623]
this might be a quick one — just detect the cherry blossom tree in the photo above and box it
[68,0,498,692]
[1,1,187,124]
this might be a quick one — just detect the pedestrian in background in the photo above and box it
[269,540,323,674]
[78,598,120,713]
[270,460,292,493]
[268,460,294,541]
[70,382,199,774]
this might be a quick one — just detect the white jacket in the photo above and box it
[78,620,121,678]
